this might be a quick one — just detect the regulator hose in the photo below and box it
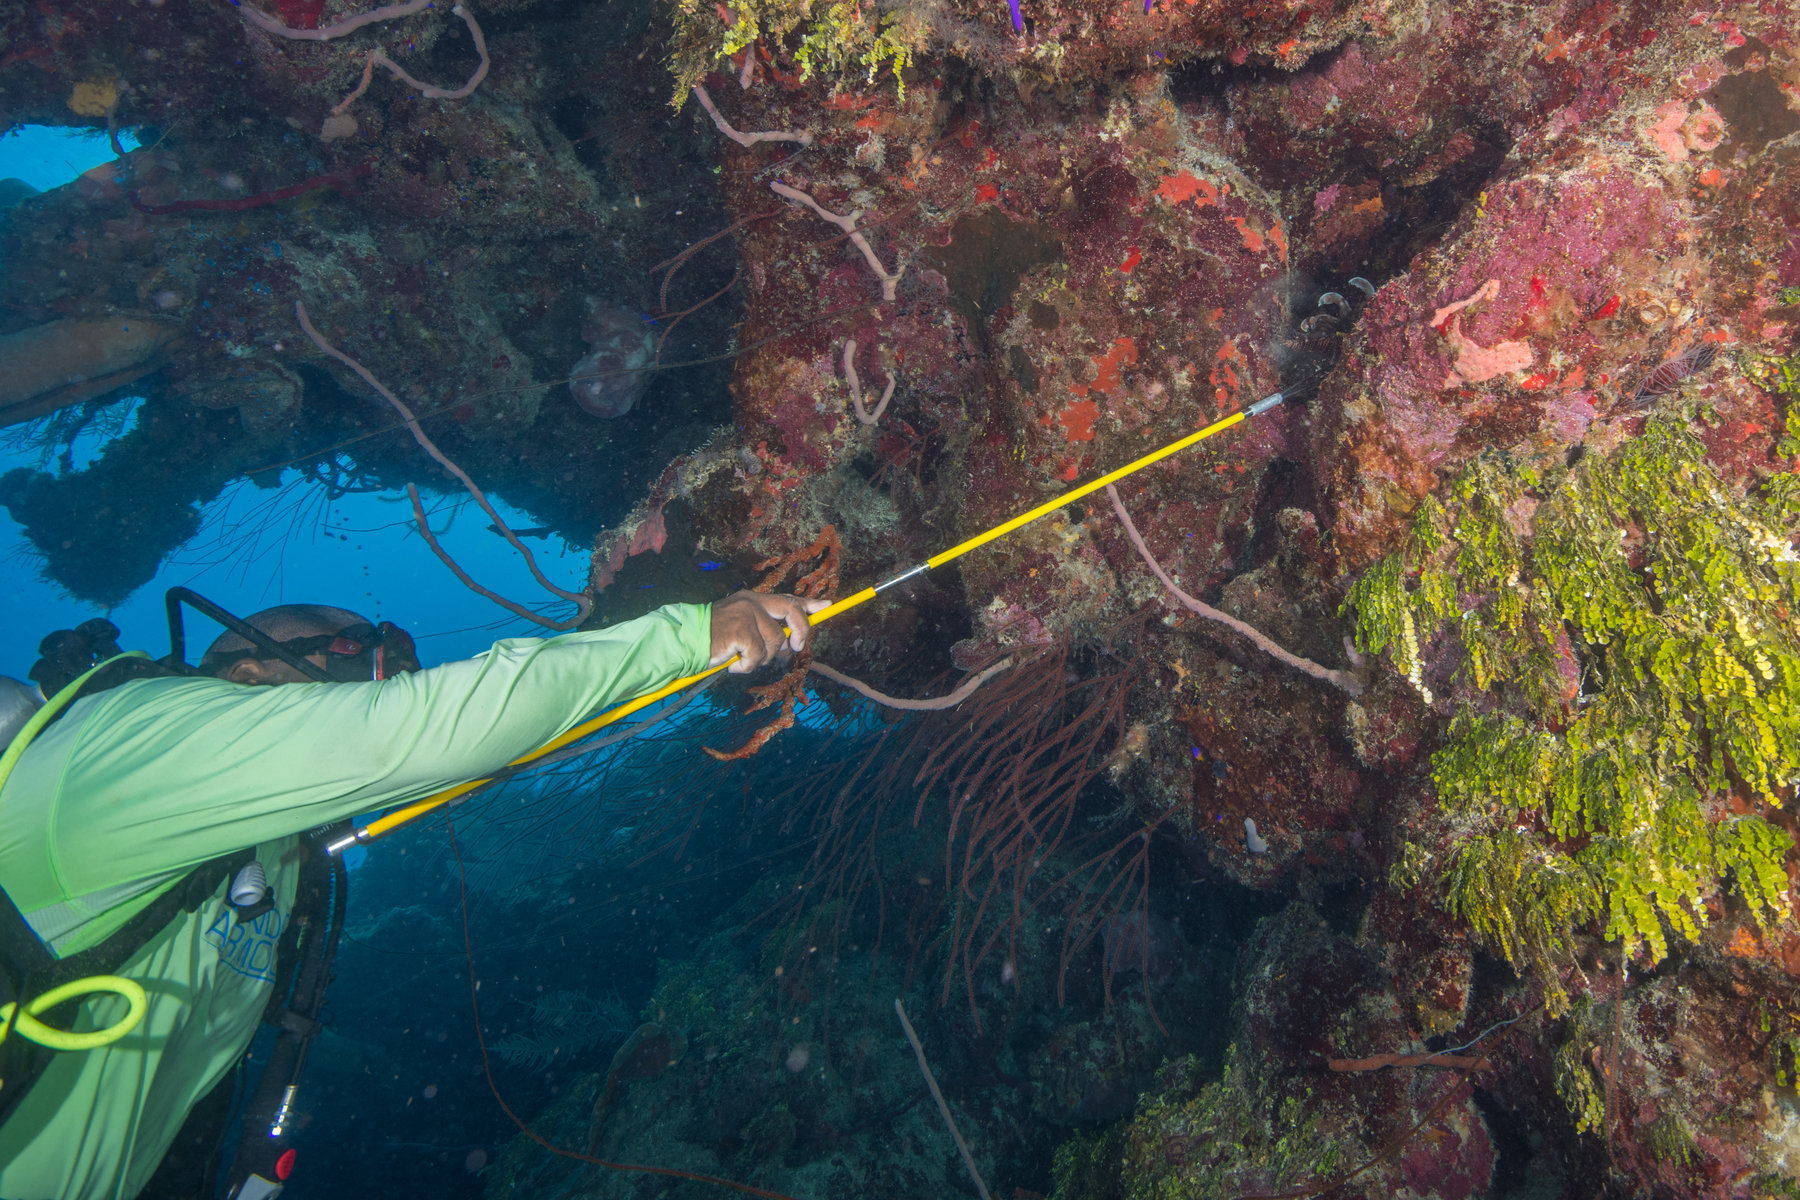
[0,652,156,1053]
[0,976,148,1051]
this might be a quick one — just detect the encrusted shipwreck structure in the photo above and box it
[4,0,1800,1194]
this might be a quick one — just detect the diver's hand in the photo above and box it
[709,592,829,673]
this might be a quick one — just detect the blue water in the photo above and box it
[1,123,139,192]
[0,129,588,681]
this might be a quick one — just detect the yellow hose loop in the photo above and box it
[0,655,153,1055]
[0,975,148,1051]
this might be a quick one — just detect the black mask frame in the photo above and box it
[166,589,417,683]
[164,587,335,683]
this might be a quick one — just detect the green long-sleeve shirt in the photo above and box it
[0,604,712,1199]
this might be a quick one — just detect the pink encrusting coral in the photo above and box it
[1319,158,1690,568]
[1428,279,1502,330]
[591,506,670,591]
[1646,98,1727,162]
[1429,279,1537,386]
[1441,316,1534,386]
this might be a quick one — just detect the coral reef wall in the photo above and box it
[5,0,1800,1194]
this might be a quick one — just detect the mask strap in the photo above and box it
[166,588,333,683]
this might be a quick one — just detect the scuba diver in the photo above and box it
[0,587,824,1200]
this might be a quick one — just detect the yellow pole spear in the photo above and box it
[327,390,1289,854]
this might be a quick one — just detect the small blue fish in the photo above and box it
[638,584,657,590]
[697,561,722,571]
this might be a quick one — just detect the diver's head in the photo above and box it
[200,604,421,684]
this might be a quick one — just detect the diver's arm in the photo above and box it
[10,604,719,899]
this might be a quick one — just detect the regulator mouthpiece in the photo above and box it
[230,861,269,909]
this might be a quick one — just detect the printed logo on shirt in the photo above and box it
[204,904,286,984]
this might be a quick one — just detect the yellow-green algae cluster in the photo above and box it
[1549,1002,1607,1138]
[1552,994,1707,1157]
[1053,371,1800,1194]
[1349,410,1800,1014]
[1748,299,1800,465]
[666,0,925,106]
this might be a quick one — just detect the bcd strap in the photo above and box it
[255,836,332,1030]
[0,849,253,1128]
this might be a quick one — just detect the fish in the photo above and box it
[1631,342,1718,406]
[569,301,655,419]
[488,524,554,539]
[697,561,722,571]
[1100,911,1181,980]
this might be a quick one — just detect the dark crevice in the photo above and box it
[917,210,1064,351]
[1171,42,1513,295]
[1315,877,1371,937]
[1470,1087,1548,1200]
[1167,54,1298,106]
[1237,458,1316,575]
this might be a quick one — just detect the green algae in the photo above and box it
[1344,416,1800,1012]
[1050,1124,1125,1200]
[1551,1021,1606,1138]
[1057,1048,1345,1200]
[1645,1111,1701,1166]
[666,0,925,107]
[1745,337,1800,462]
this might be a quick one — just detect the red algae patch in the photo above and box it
[1229,216,1264,252]
[1154,171,1225,209]
[1058,398,1101,442]
[1058,338,1137,440]
[1069,336,1139,398]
